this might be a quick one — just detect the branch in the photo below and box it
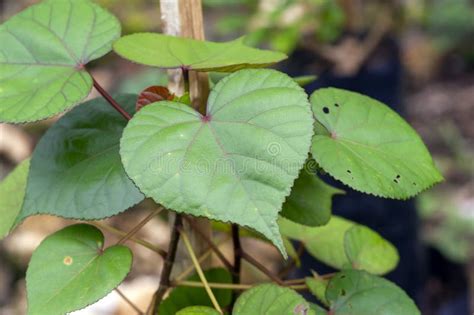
[115,288,144,315]
[180,229,223,314]
[117,207,163,245]
[170,280,308,291]
[150,215,182,314]
[89,72,132,121]
[241,251,284,285]
[231,224,242,306]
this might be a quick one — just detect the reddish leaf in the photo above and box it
[136,86,174,111]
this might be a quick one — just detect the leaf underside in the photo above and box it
[0,0,120,123]
[310,88,443,199]
[113,33,287,72]
[19,95,144,222]
[26,224,132,315]
[120,69,314,256]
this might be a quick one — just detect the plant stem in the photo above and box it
[150,215,182,314]
[182,68,190,93]
[231,224,242,306]
[89,73,132,121]
[183,216,234,271]
[115,288,144,315]
[170,280,308,291]
[118,207,163,245]
[89,222,167,258]
[180,229,223,314]
[241,251,284,285]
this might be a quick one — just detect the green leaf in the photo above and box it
[233,283,315,315]
[0,159,29,239]
[176,306,220,315]
[279,216,398,274]
[281,162,343,227]
[310,88,443,199]
[293,75,317,87]
[306,275,329,306]
[344,225,399,275]
[326,270,420,315]
[120,69,313,256]
[113,34,286,72]
[19,95,143,222]
[26,224,132,315]
[0,0,120,123]
[159,268,232,315]
[309,303,328,315]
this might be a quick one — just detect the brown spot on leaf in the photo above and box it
[294,304,308,314]
[63,256,73,266]
[136,86,174,112]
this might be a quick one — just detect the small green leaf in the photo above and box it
[310,88,443,199]
[233,283,315,315]
[293,75,317,87]
[279,216,398,274]
[120,69,313,256]
[281,162,343,227]
[19,95,144,222]
[159,268,232,315]
[176,306,220,315]
[326,270,420,315]
[113,34,286,72]
[344,225,399,275]
[0,159,29,239]
[306,275,329,306]
[26,224,132,315]
[0,0,120,123]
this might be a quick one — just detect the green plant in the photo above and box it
[0,1,443,314]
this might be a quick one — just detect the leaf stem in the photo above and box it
[117,207,163,245]
[150,215,182,314]
[241,250,284,285]
[89,222,167,258]
[231,224,242,306]
[115,288,144,315]
[89,72,132,121]
[180,229,223,314]
[183,216,234,271]
[170,280,308,291]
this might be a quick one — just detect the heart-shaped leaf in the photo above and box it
[344,225,399,275]
[326,270,420,315]
[233,284,315,315]
[176,306,220,315]
[19,95,144,222]
[120,69,313,255]
[26,224,132,315]
[0,159,29,239]
[281,161,344,227]
[114,34,286,72]
[0,0,120,123]
[279,216,398,274]
[159,268,232,315]
[310,88,443,199]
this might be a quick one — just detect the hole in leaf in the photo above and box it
[347,170,351,174]
[396,175,401,179]
[341,289,346,296]
[334,103,339,107]
[323,107,330,114]
[413,182,417,186]
[394,179,399,183]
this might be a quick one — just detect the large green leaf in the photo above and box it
[120,69,313,256]
[159,268,232,315]
[113,34,286,72]
[326,270,420,315]
[26,224,132,315]
[279,216,398,274]
[344,225,399,275]
[19,95,143,222]
[176,306,220,315]
[0,0,120,123]
[233,284,315,315]
[281,162,343,226]
[310,88,443,199]
[0,159,29,239]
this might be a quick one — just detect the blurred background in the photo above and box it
[0,0,473,314]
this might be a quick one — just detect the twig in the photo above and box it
[170,280,308,291]
[150,215,182,314]
[115,288,144,315]
[183,216,234,271]
[118,207,164,245]
[241,251,284,285]
[89,222,167,258]
[180,229,223,314]
[89,73,132,120]
[231,224,242,306]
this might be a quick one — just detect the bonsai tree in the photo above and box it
[0,0,442,314]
